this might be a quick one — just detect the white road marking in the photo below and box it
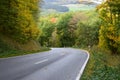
[61,52,67,56]
[75,50,90,80]
[35,59,48,64]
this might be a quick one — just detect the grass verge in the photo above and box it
[0,47,50,58]
[0,40,50,58]
[81,46,120,80]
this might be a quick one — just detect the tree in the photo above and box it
[49,27,61,47]
[97,0,120,54]
[39,16,56,46]
[0,0,41,43]
[75,11,101,48]
[56,13,74,47]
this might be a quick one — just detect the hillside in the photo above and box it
[43,0,101,5]
[43,0,79,4]
[41,3,69,12]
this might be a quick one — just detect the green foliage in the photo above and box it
[0,0,41,43]
[81,46,120,80]
[0,39,12,54]
[39,12,76,47]
[39,11,100,48]
[49,28,61,47]
[0,36,50,58]
[39,15,56,46]
[56,12,75,47]
[75,11,101,48]
[0,38,24,58]
[97,0,120,54]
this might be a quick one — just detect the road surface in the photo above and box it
[0,48,89,80]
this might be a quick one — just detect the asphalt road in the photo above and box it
[0,48,89,80]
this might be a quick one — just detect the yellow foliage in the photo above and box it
[99,26,107,48]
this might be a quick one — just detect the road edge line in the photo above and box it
[76,50,90,80]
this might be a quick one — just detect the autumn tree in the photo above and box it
[97,0,120,54]
[0,0,41,43]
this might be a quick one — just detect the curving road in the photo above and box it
[0,48,89,80]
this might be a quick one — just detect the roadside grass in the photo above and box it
[0,36,50,58]
[81,46,120,80]
[0,40,50,58]
[0,47,50,58]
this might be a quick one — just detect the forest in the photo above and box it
[40,0,120,54]
[0,0,120,79]
[39,11,100,48]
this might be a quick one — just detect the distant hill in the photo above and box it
[43,0,101,5]
[41,0,71,13]
[41,0,100,14]
[43,0,79,4]
[42,3,69,12]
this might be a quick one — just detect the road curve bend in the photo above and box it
[0,48,89,80]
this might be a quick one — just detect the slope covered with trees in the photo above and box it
[0,0,41,51]
[39,11,101,47]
